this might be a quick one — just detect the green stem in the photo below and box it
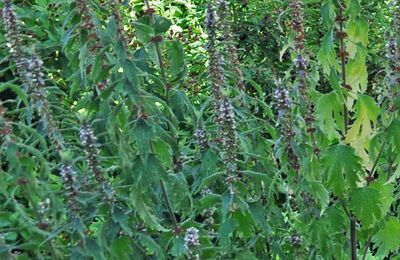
[160,180,178,228]
[361,236,371,260]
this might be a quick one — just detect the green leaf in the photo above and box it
[233,211,254,238]
[219,218,237,248]
[153,15,172,34]
[350,186,382,228]
[345,95,380,169]
[132,119,153,161]
[347,18,369,49]
[322,144,362,196]
[308,180,329,213]
[346,47,368,94]
[318,31,336,75]
[346,0,361,17]
[133,21,155,43]
[137,233,166,260]
[0,82,29,107]
[316,91,345,140]
[167,41,186,81]
[372,217,400,257]
[130,188,168,232]
[111,237,133,260]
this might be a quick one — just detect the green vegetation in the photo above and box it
[0,0,399,259]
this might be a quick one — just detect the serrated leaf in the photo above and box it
[350,186,382,228]
[167,40,186,81]
[219,218,237,248]
[345,95,380,169]
[308,180,329,213]
[346,0,361,17]
[132,119,153,161]
[372,217,400,257]
[318,31,336,75]
[130,188,168,232]
[316,91,345,140]
[346,47,368,95]
[322,145,362,196]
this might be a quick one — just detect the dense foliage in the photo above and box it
[0,0,399,259]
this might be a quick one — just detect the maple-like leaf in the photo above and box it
[345,95,380,170]
[350,186,382,228]
[318,31,336,75]
[316,91,345,140]
[372,217,400,257]
[322,144,362,196]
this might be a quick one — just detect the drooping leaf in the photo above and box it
[372,217,400,257]
[322,144,362,196]
[318,31,336,75]
[350,186,382,228]
[316,91,345,140]
[345,95,380,169]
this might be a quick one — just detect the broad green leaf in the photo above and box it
[318,31,336,75]
[219,218,237,248]
[322,145,362,196]
[345,95,380,169]
[316,91,344,140]
[130,188,168,232]
[133,21,155,43]
[346,0,361,17]
[308,180,329,213]
[372,217,400,257]
[233,211,254,238]
[137,233,166,259]
[167,41,186,81]
[350,186,382,228]
[346,18,369,56]
[111,237,133,260]
[132,119,153,161]
[346,47,368,95]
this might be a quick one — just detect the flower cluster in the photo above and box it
[109,0,128,47]
[386,2,400,112]
[288,232,302,247]
[290,0,319,156]
[38,198,50,216]
[75,0,101,51]
[0,103,12,137]
[206,2,240,196]
[59,164,80,212]
[290,0,305,51]
[80,121,114,201]
[2,0,25,75]
[184,227,200,259]
[26,54,63,150]
[274,84,300,172]
[194,126,208,150]
[217,0,245,92]
[2,1,63,151]
[217,98,238,178]
[206,2,224,103]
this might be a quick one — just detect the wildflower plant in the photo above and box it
[0,0,400,259]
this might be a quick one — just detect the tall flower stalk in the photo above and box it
[206,1,240,200]
[217,0,245,93]
[2,0,64,151]
[109,0,128,48]
[76,0,101,51]
[386,1,400,113]
[80,120,114,202]
[59,164,80,213]
[274,82,300,173]
[290,0,320,156]
[2,0,26,79]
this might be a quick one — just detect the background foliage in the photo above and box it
[0,0,400,259]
